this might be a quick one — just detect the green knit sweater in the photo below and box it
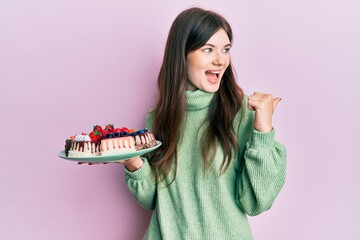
[125,90,287,240]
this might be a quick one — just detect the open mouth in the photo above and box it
[205,70,221,83]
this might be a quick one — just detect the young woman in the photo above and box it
[119,7,287,239]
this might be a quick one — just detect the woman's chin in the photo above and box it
[199,84,221,93]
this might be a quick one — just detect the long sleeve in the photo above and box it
[236,129,287,216]
[125,158,157,210]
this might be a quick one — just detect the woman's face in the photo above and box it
[186,28,231,92]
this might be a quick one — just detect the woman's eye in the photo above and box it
[223,48,231,53]
[203,48,212,53]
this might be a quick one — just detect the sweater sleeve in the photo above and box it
[235,101,287,216]
[124,111,157,210]
[124,158,156,210]
[236,129,286,216]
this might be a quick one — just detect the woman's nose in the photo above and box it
[212,51,226,66]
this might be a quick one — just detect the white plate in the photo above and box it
[58,141,162,162]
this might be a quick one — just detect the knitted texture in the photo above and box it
[125,90,287,240]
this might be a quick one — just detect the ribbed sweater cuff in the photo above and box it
[125,158,152,180]
[248,128,276,150]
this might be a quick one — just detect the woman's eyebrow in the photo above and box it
[203,43,232,48]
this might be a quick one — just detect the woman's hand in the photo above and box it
[248,92,282,132]
[119,156,144,171]
[78,156,144,172]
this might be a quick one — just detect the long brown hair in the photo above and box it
[150,7,244,183]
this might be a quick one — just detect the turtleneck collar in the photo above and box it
[186,89,214,111]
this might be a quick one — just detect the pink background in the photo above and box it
[1,0,359,239]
